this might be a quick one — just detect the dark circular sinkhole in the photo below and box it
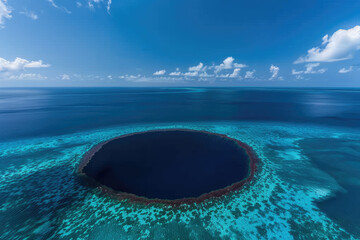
[79,129,256,203]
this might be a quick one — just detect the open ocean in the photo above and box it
[0,87,359,239]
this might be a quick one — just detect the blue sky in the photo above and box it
[1,0,360,87]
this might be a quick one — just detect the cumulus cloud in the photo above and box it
[0,0,11,26]
[120,74,183,83]
[214,57,246,73]
[199,72,214,78]
[217,73,229,78]
[229,68,241,78]
[60,74,70,80]
[169,72,181,76]
[269,65,279,80]
[184,62,207,76]
[339,66,353,74]
[143,57,249,81]
[295,26,360,63]
[292,63,327,75]
[188,62,205,72]
[153,69,166,76]
[169,69,181,76]
[20,10,38,20]
[8,73,47,80]
[87,0,112,14]
[291,69,303,75]
[107,0,112,13]
[234,63,247,68]
[119,74,141,80]
[47,0,71,14]
[184,71,199,77]
[245,70,255,79]
[166,57,248,78]
[48,0,58,8]
[304,63,327,74]
[0,57,50,71]
[215,57,234,73]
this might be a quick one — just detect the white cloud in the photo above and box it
[153,69,166,76]
[189,62,205,72]
[169,68,181,76]
[291,69,303,75]
[214,57,247,73]
[9,73,47,80]
[0,57,50,71]
[76,2,82,7]
[88,1,94,9]
[215,57,234,73]
[184,71,199,77]
[339,66,353,74]
[167,57,248,79]
[229,68,241,78]
[234,63,247,68]
[304,63,326,74]
[59,74,70,80]
[121,74,183,83]
[295,25,360,63]
[119,74,141,79]
[0,0,11,27]
[56,73,83,80]
[245,70,255,79]
[269,64,279,80]
[322,34,329,45]
[169,71,181,76]
[217,73,229,78]
[107,0,112,14]
[184,62,207,76]
[20,10,38,20]
[146,57,249,81]
[199,72,214,78]
[292,63,327,75]
[48,0,59,8]
[87,0,112,14]
[47,0,71,14]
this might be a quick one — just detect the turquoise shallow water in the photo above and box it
[1,121,359,239]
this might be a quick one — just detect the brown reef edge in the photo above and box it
[77,128,259,206]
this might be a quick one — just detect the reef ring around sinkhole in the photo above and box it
[77,129,259,205]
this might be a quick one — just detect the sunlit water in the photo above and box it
[0,88,359,239]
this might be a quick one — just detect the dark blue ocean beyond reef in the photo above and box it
[1,87,360,142]
[0,87,360,239]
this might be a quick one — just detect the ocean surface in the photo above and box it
[0,87,359,239]
[1,87,360,142]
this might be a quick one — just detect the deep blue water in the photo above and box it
[1,87,360,142]
[1,87,360,239]
[83,130,250,200]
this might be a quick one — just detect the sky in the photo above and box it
[1,0,360,87]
